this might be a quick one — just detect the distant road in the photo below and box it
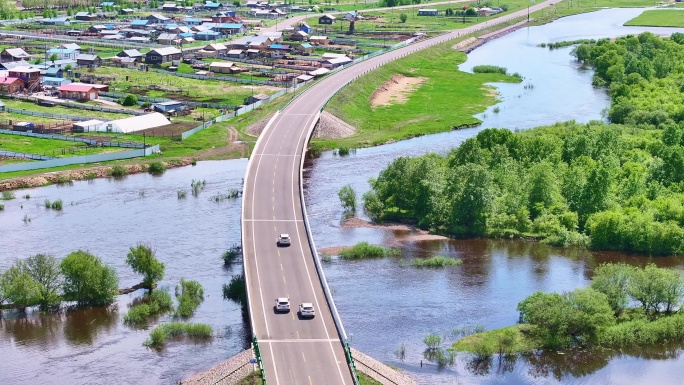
[242,2,555,384]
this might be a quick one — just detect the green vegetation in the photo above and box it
[144,322,212,348]
[126,244,165,288]
[109,165,129,178]
[191,179,206,196]
[0,254,61,310]
[412,256,462,268]
[338,184,357,214]
[177,189,188,199]
[236,371,263,385]
[222,244,242,265]
[358,372,383,385]
[223,274,247,305]
[60,250,119,307]
[50,199,63,211]
[458,263,684,355]
[147,162,167,176]
[624,10,684,27]
[540,39,597,49]
[2,191,15,200]
[472,65,508,75]
[0,99,131,121]
[123,290,174,325]
[422,332,456,367]
[0,134,121,160]
[338,242,400,259]
[175,278,204,318]
[322,41,520,149]
[121,94,138,107]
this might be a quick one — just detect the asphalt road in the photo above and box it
[242,2,555,384]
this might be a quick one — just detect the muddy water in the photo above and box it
[4,8,684,385]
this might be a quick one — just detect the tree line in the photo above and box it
[0,244,165,311]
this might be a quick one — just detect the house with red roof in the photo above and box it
[0,77,24,94]
[58,83,99,101]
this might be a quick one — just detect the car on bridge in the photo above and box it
[298,303,315,318]
[277,233,291,246]
[274,297,290,312]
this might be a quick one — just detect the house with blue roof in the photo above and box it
[42,67,64,78]
[165,23,179,30]
[131,19,150,29]
[179,32,194,38]
[42,77,72,87]
[100,1,115,6]
[184,18,203,26]
[47,48,78,60]
[195,30,221,40]
[205,1,222,10]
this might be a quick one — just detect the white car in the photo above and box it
[277,234,291,246]
[299,303,315,318]
[274,297,290,312]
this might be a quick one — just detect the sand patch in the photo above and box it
[452,37,478,51]
[313,111,356,139]
[481,86,498,98]
[370,74,426,108]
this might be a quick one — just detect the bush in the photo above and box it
[144,322,212,348]
[472,65,508,75]
[51,199,63,211]
[1,191,15,200]
[222,274,246,305]
[126,244,165,287]
[338,242,400,259]
[412,256,462,268]
[338,185,357,213]
[177,189,188,199]
[175,279,204,317]
[399,13,407,23]
[110,165,128,178]
[124,290,174,325]
[60,250,119,307]
[121,94,138,106]
[124,303,152,325]
[0,204,4,211]
[147,162,167,175]
[222,244,242,265]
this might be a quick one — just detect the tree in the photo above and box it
[233,0,240,5]
[628,264,669,314]
[399,13,407,23]
[60,250,119,307]
[590,263,633,315]
[126,244,165,288]
[362,189,384,222]
[25,254,61,310]
[0,261,41,311]
[121,94,138,106]
[338,184,357,214]
[49,53,58,62]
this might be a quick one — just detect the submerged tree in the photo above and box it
[126,244,165,290]
[60,250,119,307]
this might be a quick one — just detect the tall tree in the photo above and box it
[25,254,62,310]
[61,250,119,307]
[126,244,165,289]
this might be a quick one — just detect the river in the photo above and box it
[3,8,684,385]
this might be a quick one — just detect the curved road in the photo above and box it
[242,2,555,384]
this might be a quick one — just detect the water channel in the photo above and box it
[3,8,684,385]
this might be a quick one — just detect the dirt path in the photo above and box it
[370,74,426,108]
[196,126,246,159]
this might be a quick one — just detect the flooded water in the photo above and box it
[4,8,684,385]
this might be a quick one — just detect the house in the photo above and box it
[76,54,101,67]
[46,59,77,70]
[47,48,78,60]
[204,1,222,10]
[226,49,245,59]
[128,36,150,43]
[195,30,221,40]
[0,60,30,70]
[119,8,135,14]
[98,112,171,133]
[152,100,183,112]
[322,56,352,68]
[104,34,126,40]
[211,11,237,22]
[58,43,81,52]
[42,76,72,87]
[318,14,335,24]
[184,17,203,26]
[145,47,182,64]
[215,23,245,34]
[246,0,259,7]
[198,43,228,57]
[161,2,179,11]
[299,22,311,34]
[289,30,308,41]
[181,36,195,44]
[309,35,329,45]
[417,8,439,16]
[242,19,263,28]
[1,48,32,62]
[157,33,179,45]
[58,83,99,100]
[260,31,283,41]
[131,19,151,29]
[293,43,313,54]
[66,30,83,36]
[117,49,143,60]
[209,61,236,73]
[42,17,71,25]
[345,11,357,20]
[147,14,171,24]
[268,44,291,53]
[75,12,98,21]
[43,67,64,78]
[118,57,140,66]
[100,1,116,6]
[9,67,42,90]
[0,77,25,94]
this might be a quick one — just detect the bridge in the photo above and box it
[241,2,554,383]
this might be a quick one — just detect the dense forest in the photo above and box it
[363,32,684,255]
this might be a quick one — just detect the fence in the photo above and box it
[7,107,94,122]
[0,150,53,160]
[0,129,145,149]
[0,144,159,173]
[4,94,144,116]
[99,91,238,110]
[151,68,291,87]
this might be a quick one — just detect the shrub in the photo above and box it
[121,94,138,106]
[124,290,173,325]
[0,204,3,211]
[399,13,407,23]
[191,179,206,196]
[222,244,242,265]
[338,185,357,213]
[177,189,188,199]
[51,199,63,211]
[126,244,165,287]
[338,242,400,259]
[147,162,167,175]
[472,65,508,75]
[412,256,462,268]
[175,279,204,317]
[44,199,51,208]
[124,303,152,325]
[222,274,246,305]
[60,250,119,307]
[144,322,212,348]
[110,165,128,178]
[1,191,15,200]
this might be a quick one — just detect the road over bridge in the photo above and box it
[242,2,555,384]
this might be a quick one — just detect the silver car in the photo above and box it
[275,297,290,312]
[277,233,291,246]
[298,303,315,318]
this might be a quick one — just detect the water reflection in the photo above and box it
[63,307,118,346]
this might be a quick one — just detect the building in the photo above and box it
[117,49,143,60]
[293,43,313,54]
[318,14,336,24]
[309,35,329,45]
[43,67,64,78]
[42,17,71,25]
[198,43,228,57]
[184,17,203,26]
[58,43,81,52]
[8,67,41,90]
[161,2,179,11]
[289,30,308,41]
[157,33,179,45]
[1,48,32,62]
[299,22,311,34]
[98,112,171,133]
[0,77,25,93]
[131,19,151,29]
[76,54,101,67]
[119,8,135,14]
[226,49,245,59]
[42,77,72,87]
[147,14,171,24]
[145,47,182,64]
[100,1,115,6]
[47,48,78,60]
[215,23,245,34]
[209,61,236,73]
[152,100,183,112]
[75,12,98,21]
[195,30,221,40]
[58,83,100,100]
[72,119,105,133]
[417,8,439,16]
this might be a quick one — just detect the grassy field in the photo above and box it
[86,66,282,106]
[624,9,684,27]
[0,133,124,160]
[0,99,132,121]
[319,40,520,149]
[452,324,541,354]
